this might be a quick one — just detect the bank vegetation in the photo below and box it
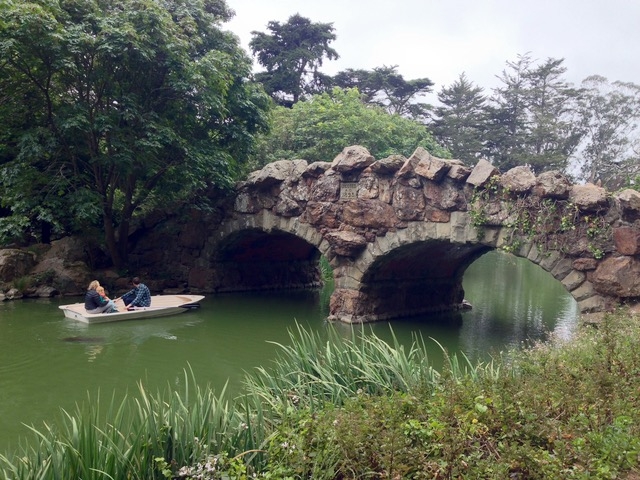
[1,310,640,479]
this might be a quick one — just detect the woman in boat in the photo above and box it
[122,277,151,310]
[84,280,115,314]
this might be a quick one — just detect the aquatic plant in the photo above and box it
[0,369,249,480]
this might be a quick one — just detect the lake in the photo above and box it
[0,251,579,453]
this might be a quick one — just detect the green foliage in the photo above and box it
[3,315,640,478]
[250,14,338,106]
[331,65,433,120]
[575,76,640,190]
[468,175,501,235]
[469,178,612,259]
[251,87,448,166]
[257,313,640,479]
[11,275,31,291]
[242,323,442,419]
[431,73,488,165]
[0,0,270,264]
[32,268,55,286]
[0,369,252,480]
[318,255,333,282]
[484,54,584,174]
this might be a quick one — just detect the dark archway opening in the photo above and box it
[214,229,322,292]
[358,240,491,321]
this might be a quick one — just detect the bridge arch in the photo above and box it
[209,146,640,323]
[213,211,329,292]
[328,216,600,323]
[214,210,604,323]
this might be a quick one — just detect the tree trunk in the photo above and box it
[103,214,124,269]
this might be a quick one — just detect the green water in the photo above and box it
[0,251,578,453]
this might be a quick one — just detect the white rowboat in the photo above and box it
[59,294,205,324]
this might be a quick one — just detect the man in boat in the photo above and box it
[122,277,152,310]
[85,280,117,314]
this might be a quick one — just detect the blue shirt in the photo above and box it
[125,283,151,307]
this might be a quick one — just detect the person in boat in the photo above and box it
[84,280,116,314]
[122,277,151,310]
[96,285,118,313]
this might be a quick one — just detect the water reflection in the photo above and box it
[459,251,579,358]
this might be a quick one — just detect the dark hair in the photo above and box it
[132,276,141,285]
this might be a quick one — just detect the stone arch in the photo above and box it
[328,215,605,323]
[494,237,603,313]
[206,146,640,323]
[212,211,329,292]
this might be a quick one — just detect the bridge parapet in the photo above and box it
[219,145,640,323]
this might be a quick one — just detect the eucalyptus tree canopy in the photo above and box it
[0,0,270,267]
[249,14,339,106]
[251,87,448,167]
[574,76,640,190]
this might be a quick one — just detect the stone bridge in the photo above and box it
[198,146,640,323]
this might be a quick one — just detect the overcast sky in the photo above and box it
[225,0,639,96]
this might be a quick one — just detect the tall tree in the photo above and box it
[249,14,338,106]
[524,58,583,173]
[431,73,487,165]
[485,54,582,173]
[331,65,433,120]
[574,76,640,189]
[484,54,534,171]
[251,87,448,166]
[0,0,270,267]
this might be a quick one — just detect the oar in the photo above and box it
[126,306,168,311]
[180,303,201,310]
[126,304,199,311]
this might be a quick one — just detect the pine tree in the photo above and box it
[431,73,487,165]
[485,54,583,173]
[249,14,338,106]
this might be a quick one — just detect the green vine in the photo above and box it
[469,181,611,259]
[469,176,502,235]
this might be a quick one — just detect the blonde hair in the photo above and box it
[88,280,100,291]
[96,286,105,295]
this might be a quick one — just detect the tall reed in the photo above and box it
[0,369,250,480]
[1,323,500,479]
[242,323,444,417]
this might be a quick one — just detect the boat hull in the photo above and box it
[59,294,205,324]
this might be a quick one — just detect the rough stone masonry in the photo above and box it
[2,145,640,323]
